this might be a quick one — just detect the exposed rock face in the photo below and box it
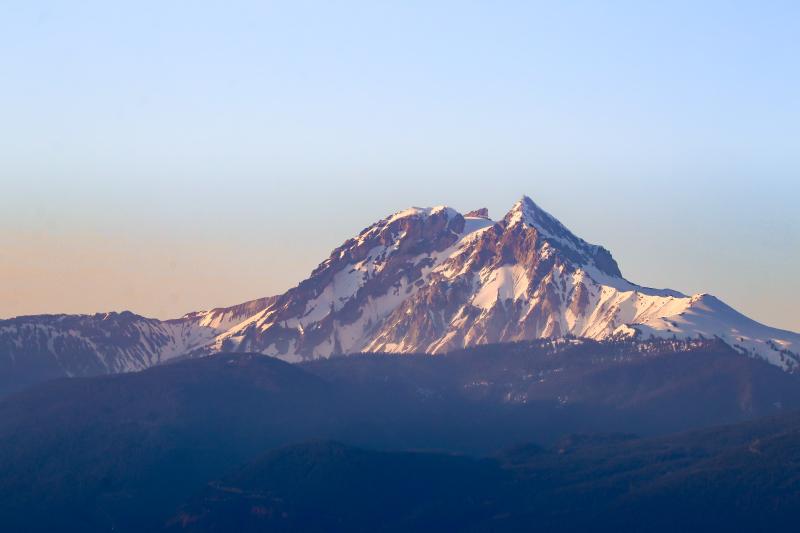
[465,208,490,219]
[210,206,469,360]
[1,195,799,388]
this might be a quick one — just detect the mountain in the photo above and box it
[0,353,342,532]
[1,345,799,531]
[0,296,276,395]
[167,410,800,533]
[223,196,798,367]
[303,338,800,435]
[1,195,798,392]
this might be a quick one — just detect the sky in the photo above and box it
[1,1,799,331]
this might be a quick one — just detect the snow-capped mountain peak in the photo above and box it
[1,195,798,386]
[503,195,622,277]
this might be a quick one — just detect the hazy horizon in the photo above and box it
[2,1,799,331]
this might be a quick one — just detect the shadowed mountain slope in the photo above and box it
[169,413,800,533]
[1,341,800,531]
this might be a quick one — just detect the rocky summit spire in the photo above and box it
[465,208,490,219]
[504,195,584,245]
[502,195,622,278]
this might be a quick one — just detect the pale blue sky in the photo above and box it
[1,1,798,330]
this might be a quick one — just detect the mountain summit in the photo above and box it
[1,196,798,392]
[504,196,622,277]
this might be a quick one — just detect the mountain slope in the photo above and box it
[1,345,799,531]
[168,417,800,533]
[1,195,798,389]
[205,196,800,369]
[0,353,342,532]
[0,296,277,395]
